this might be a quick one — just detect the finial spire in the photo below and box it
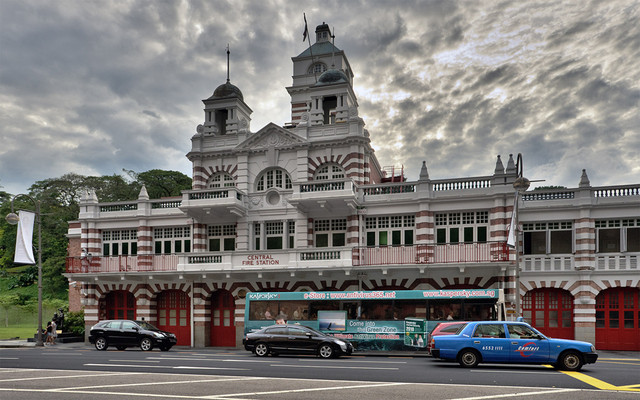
[331,27,336,68]
[226,44,230,83]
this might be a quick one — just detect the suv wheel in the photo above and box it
[94,336,108,351]
[140,337,153,351]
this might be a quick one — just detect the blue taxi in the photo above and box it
[430,321,597,371]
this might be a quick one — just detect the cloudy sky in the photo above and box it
[1,0,639,196]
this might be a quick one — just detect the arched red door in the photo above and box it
[156,290,190,346]
[596,288,640,351]
[523,288,574,339]
[210,290,236,347]
[104,291,136,320]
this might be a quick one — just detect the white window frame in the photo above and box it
[208,224,236,251]
[365,215,415,246]
[102,229,138,256]
[314,218,347,247]
[154,226,191,254]
[435,211,489,244]
[256,169,292,191]
[208,172,235,188]
[314,164,345,181]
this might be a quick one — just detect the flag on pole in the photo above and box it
[14,211,36,264]
[302,13,309,42]
[507,192,518,248]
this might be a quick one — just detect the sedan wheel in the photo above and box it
[458,349,480,367]
[94,337,108,351]
[318,344,334,359]
[140,337,153,351]
[254,342,269,357]
[558,351,583,371]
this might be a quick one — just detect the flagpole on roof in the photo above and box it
[303,13,317,83]
[226,44,230,83]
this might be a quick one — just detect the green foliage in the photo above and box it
[0,169,192,314]
[64,309,85,336]
[7,265,37,289]
[137,169,192,198]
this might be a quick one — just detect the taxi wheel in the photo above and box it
[458,349,480,367]
[140,337,154,351]
[558,351,583,371]
[318,344,335,359]
[94,337,108,351]
[254,342,270,357]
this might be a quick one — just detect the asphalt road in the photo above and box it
[0,343,639,399]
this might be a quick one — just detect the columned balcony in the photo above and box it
[288,180,361,217]
[179,187,247,223]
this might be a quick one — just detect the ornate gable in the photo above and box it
[237,122,307,151]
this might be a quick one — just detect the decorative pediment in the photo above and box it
[237,122,307,150]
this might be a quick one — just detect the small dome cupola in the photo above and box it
[209,81,244,101]
[316,22,331,43]
[208,44,244,101]
[315,69,348,86]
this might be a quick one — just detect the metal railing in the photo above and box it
[352,242,509,266]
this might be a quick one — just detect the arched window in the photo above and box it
[314,163,345,181]
[208,172,235,188]
[308,62,327,74]
[256,168,292,191]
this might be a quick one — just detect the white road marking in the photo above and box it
[207,382,410,398]
[110,359,160,363]
[84,363,249,371]
[447,388,580,400]
[270,363,399,370]
[470,370,560,375]
[296,358,407,364]
[51,376,264,391]
[0,372,134,382]
[146,357,276,363]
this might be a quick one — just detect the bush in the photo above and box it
[64,309,85,336]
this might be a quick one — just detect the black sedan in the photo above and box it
[243,324,353,358]
[89,320,177,351]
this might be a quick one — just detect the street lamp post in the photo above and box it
[512,154,530,318]
[5,194,44,347]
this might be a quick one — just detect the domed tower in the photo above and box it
[201,48,252,136]
[287,22,359,128]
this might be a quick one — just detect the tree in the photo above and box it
[136,169,192,199]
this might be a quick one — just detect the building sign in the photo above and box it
[240,254,282,266]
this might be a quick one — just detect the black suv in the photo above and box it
[89,320,177,351]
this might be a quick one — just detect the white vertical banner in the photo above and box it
[506,192,518,248]
[14,210,36,264]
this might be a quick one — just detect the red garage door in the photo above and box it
[596,288,640,351]
[523,288,574,339]
[157,290,190,346]
[210,290,236,347]
[105,291,136,320]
